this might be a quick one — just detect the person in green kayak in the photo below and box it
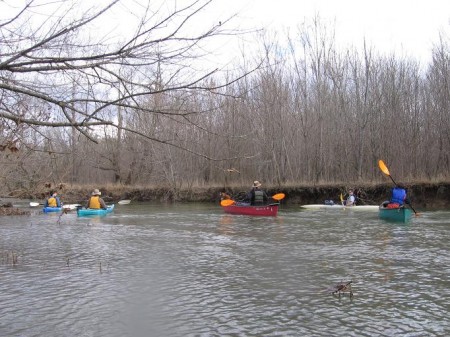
[246,181,269,206]
[86,189,107,209]
[44,191,61,208]
[382,185,411,208]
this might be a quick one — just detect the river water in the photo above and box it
[0,202,449,337]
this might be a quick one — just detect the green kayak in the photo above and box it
[379,205,412,223]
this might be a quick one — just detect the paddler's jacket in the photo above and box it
[45,195,61,208]
[247,188,269,206]
[390,187,407,205]
[86,195,107,209]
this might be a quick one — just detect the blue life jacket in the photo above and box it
[391,187,406,205]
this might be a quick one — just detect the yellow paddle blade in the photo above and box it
[272,193,285,201]
[340,193,344,203]
[220,199,235,206]
[378,160,390,176]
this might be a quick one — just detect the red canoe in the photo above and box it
[221,203,279,216]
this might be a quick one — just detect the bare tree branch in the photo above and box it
[0,0,251,152]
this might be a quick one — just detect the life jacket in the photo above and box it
[391,187,406,205]
[88,196,101,209]
[253,190,265,205]
[346,195,355,205]
[47,197,58,207]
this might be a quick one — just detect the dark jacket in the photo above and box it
[247,188,269,206]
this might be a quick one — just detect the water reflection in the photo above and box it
[0,203,449,336]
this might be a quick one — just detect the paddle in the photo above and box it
[220,199,235,206]
[31,201,82,209]
[220,193,285,207]
[378,159,418,216]
[118,199,131,205]
[378,160,398,186]
[340,193,344,205]
[272,193,285,201]
[62,204,82,210]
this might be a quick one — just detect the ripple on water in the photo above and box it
[0,205,449,336]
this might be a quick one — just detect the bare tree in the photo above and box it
[425,36,450,178]
[1,6,448,193]
[0,0,250,159]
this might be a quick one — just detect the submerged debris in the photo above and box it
[1,250,19,266]
[329,280,353,298]
[0,203,30,216]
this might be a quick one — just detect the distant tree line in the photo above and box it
[0,1,448,195]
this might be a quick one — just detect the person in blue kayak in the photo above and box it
[86,189,107,209]
[44,191,61,208]
[246,181,269,206]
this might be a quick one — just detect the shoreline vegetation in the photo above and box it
[1,3,449,218]
[2,181,449,215]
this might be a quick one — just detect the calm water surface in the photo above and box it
[0,202,449,337]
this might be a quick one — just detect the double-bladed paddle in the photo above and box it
[220,193,285,207]
[220,199,235,206]
[378,159,418,216]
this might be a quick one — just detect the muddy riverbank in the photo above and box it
[9,181,450,210]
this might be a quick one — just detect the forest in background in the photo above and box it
[0,0,449,197]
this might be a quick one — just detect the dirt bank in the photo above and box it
[276,183,450,209]
[0,202,30,216]
[12,181,450,210]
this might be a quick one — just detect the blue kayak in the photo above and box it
[77,204,115,216]
[43,206,62,213]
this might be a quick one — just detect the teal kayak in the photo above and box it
[43,206,62,213]
[77,204,115,216]
[379,205,412,223]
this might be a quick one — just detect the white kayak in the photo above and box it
[300,204,379,211]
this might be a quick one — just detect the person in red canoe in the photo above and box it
[245,181,269,206]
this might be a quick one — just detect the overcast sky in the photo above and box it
[2,0,448,66]
[206,0,450,64]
